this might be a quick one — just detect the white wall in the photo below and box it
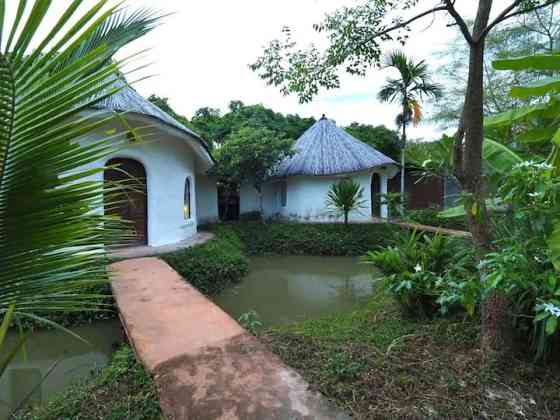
[240,166,399,223]
[196,175,219,224]
[79,119,214,247]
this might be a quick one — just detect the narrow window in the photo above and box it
[184,177,192,220]
[280,181,287,207]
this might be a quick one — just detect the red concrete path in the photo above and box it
[110,258,349,420]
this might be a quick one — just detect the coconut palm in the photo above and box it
[0,0,160,343]
[326,179,367,225]
[378,51,443,199]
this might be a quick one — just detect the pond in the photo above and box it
[0,320,123,418]
[214,256,381,327]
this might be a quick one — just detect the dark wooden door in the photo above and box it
[105,158,148,245]
[371,173,381,217]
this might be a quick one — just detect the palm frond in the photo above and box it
[0,1,159,317]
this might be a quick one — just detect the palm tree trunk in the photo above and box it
[401,101,407,215]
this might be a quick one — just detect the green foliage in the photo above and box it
[162,226,249,296]
[405,208,469,231]
[238,310,263,335]
[363,230,476,318]
[147,94,193,129]
[479,160,560,360]
[222,223,399,257]
[17,346,161,420]
[190,100,315,147]
[433,7,560,127]
[325,179,367,225]
[377,51,442,131]
[250,2,555,104]
[380,192,406,219]
[344,123,401,160]
[0,1,159,332]
[213,126,294,193]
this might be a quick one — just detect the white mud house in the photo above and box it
[81,82,218,247]
[240,116,399,222]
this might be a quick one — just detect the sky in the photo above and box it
[45,0,513,142]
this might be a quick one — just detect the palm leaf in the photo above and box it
[0,2,159,319]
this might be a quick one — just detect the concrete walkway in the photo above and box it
[110,258,349,420]
[112,232,214,260]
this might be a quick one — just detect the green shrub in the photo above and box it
[363,230,477,318]
[162,226,249,295]
[221,222,399,256]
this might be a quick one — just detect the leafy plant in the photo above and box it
[363,230,472,318]
[238,310,263,334]
[0,0,159,348]
[325,179,367,225]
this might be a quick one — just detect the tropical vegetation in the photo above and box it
[0,0,159,380]
[377,51,443,196]
[325,179,367,225]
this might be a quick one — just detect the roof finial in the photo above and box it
[320,114,326,120]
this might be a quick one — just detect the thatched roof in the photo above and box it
[92,80,213,160]
[276,116,396,177]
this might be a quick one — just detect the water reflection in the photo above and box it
[214,256,381,326]
[0,320,122,418]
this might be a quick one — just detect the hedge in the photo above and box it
[161,225,249,295]
[220,222,399,256]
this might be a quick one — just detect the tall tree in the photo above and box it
[250,0,560,358]
[344,123,401,160]
[213,127,294,217]
[432,6,560,127]
[377,51,442,197]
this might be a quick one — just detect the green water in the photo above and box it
[0,320,122,418]
[214,256,381,327]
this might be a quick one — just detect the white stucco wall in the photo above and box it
[196,175,219,224]
[240,166,398,222]
[79,116,215,247]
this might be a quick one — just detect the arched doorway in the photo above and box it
[371,173,381,218]
[104,158,148,245]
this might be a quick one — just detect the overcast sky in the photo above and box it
[46,1,512,141]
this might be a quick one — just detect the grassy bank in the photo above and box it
[17,346,162,420]
[260,291,560,419]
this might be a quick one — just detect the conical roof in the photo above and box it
[276,116,396,177]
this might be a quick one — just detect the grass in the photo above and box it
[259,291,560,419]
[16,346,163,420]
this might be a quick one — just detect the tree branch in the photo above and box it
[480,0,560,40]
[443,0,474,44]
[373,5,448,38]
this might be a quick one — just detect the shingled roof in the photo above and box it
[276,116,396,177]
[92,79,213,160]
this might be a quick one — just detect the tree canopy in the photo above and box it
[345,123,401,160]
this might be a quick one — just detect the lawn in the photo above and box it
[260,291,560,419]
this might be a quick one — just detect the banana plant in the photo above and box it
[406,136,523,220]
[486,54,560,269]
[0,0,160,364]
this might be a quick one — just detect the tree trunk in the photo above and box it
[344,211,349,225]
[401,101,407,215]
[460,0,513,360]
